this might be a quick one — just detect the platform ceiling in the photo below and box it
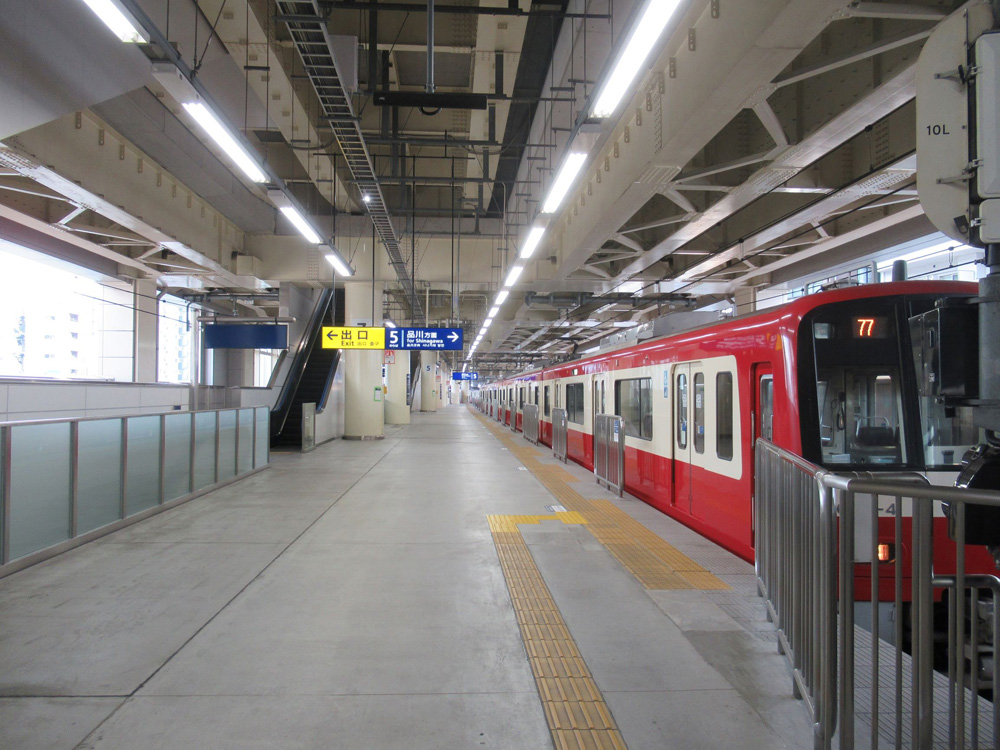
[0,0,969,375]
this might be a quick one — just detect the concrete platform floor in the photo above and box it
[0,406,813,750]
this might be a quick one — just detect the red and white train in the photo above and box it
[475,280,990,581]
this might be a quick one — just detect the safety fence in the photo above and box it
[551,408,568,463]
[755,438,1000,750]
[522,404,539,445]
[0,406,270,578]
[593,414,625,496]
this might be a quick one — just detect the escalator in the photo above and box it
[271,288,343,449]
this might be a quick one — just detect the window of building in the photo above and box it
[566,382,585,424]
[157,295,194,384]
[615,377,652,440]
[717,372,734,460]
[0,241,134,380]
[254,349,281,387]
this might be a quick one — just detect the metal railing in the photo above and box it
[522,404,539,445]
[0,406,270,578]
[755,438,1000,750]
[552,408,568,463]
[593,414,625,496]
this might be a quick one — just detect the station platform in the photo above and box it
[0,406,813,750]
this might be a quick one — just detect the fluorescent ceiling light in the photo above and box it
[518,226,546,259]
[484,317,494,327]
[504,264,525,288]
[322,252,353,277]
[479,327,488,336]
[612,321,637,327]
[591,0,682,118]
[79,0,148,43]
[583,345,601,354]
[542,152,587,214]
[489,306,500,318]
[363,194,372,203]
[183,102,267,183]
[281,206,321,244]
[495,290,509,305]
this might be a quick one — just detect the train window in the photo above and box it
[544,386,551,417]
[615,378,652,440]
[676,374,688,449]
[717,373,734,460]
[566,383,585,424]
[693,373,705,454]
[760,376,774,442]
[534,386,539,406]
[520,388,525,409]
[816,370,906,465]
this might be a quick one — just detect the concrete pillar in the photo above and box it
[420,351,437,412]
[461,381,470,404]
[343,282,384,439]
[134,279,157,382]
[734,287,757,316]
[439,366,449,407]
[384,347,410,424]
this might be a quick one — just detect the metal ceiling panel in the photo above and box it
[92,89,275,234]
[0,0,152,140]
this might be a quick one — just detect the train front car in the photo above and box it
[791,281,988,606]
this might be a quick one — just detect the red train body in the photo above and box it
[475,281,991,589]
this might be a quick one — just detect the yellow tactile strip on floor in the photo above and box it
[475,410,729,592]
[488,514,628,750]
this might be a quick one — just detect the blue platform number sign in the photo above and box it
[386,327,463,351]
[452,372,479,381]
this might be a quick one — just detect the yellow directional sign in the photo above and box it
[321,326,386,350]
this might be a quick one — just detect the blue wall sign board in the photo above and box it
[204,324,288,349]
[452,372,479,381]
[386,327,463,350]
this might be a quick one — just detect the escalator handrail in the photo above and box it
[271,288,334,437]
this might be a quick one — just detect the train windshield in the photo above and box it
[801,295,982,471]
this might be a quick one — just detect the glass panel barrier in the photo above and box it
[193,411,217,491]
[9,422,72,560]
[163,413,192,503]
[217,410,237,482]
[254,407,269,468]
[125,416,161,516]
[237,409,254,473]
[77,419,123,534]
[1,406,269,570]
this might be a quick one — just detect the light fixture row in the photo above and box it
[81,2,356,278]
[480,0,679,356]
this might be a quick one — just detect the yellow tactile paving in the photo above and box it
[487,511,626,750]
[474,409,729,592]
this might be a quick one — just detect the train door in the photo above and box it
[592,376,606,458]
[672,363,694,513]
[750,366,774,547]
